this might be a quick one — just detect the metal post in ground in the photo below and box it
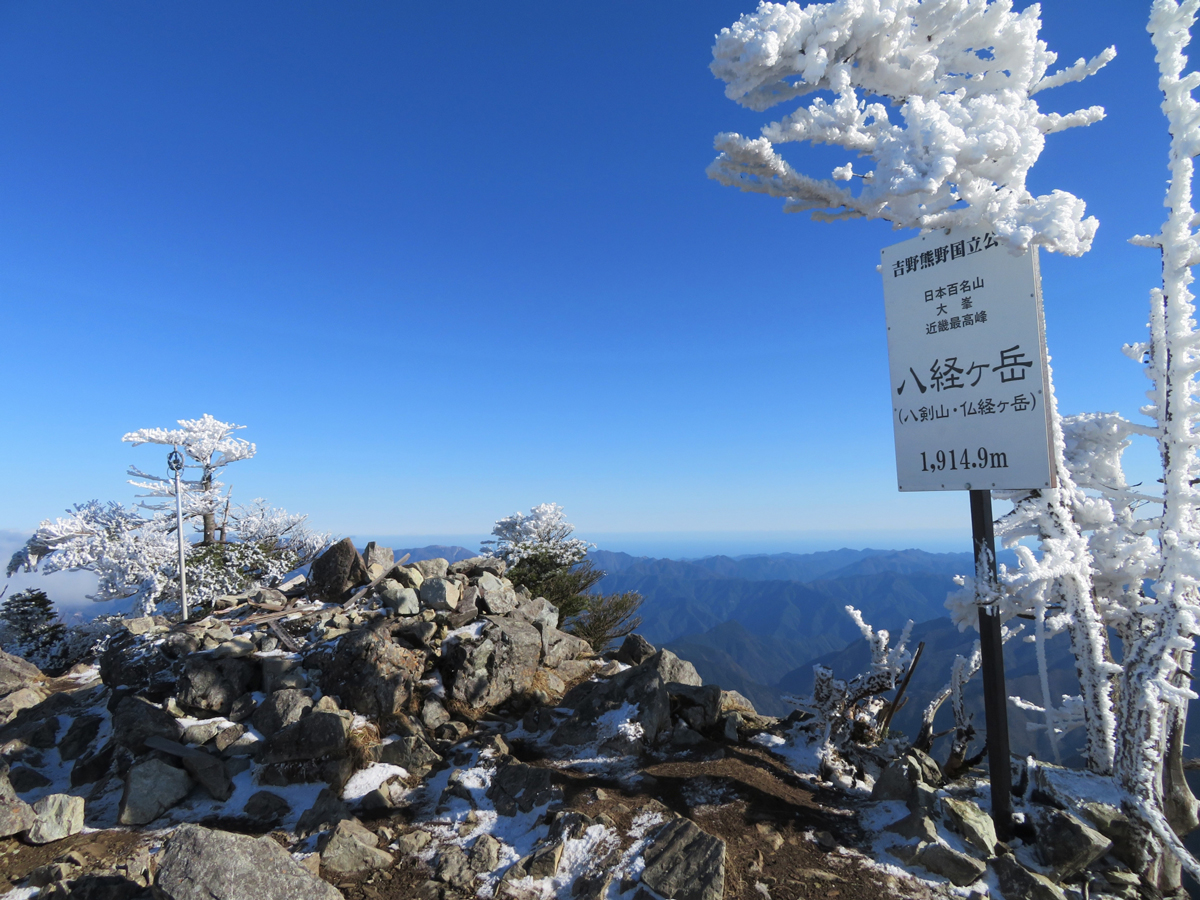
[168,448,188,621]
[970,488,1013,841]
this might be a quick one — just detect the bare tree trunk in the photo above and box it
[201,471,215,545]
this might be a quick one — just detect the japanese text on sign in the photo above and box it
[880,228,1054,492]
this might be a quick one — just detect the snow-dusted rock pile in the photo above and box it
[0,539,1160,900]
[863,746,1148,899]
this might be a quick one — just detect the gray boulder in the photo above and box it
[244,791,291,827]
[640,818,726,900]
[940,796,997,856]
[177,656,257,718]
[309,537,370,602]
[552,651,697,750]
[444,618,542,713]
[119,758,193,825]
[511,596,559,630]
[449,556,507,577]
[376,733,442,775]
[320,819,392,876]
[0,649,43,696]
[58,714,102,760]
[991,854,1067,900]
[475,572,517,614]
[914,842,987,886]
[260,712,348,764]
[156,823,343,900]
[251,690,314,737]
[378,581,420,615]
[363,542,394,575]
[411,557,450,580]
[486,758,557,816]
[112,696,184,751]
[305,625,425,718]
[614,634,656,666]
[1032,807,1112,881]
[419,577,461,611]
[541,625,591,668]
[25,793,85,844]
[0,769,36,837]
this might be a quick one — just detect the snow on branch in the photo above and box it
[708,0,1113,254]
[123,414,256,472]
[482,502,594,567]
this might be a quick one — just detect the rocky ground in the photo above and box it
[0,540,1161,900]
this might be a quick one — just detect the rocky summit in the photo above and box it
[0,543,1154,900]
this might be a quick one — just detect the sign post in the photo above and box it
[880,226,1053,840]
[168,448,189,621]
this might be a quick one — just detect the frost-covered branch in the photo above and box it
[708,0,1113,254]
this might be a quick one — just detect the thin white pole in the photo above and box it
[170,449,188,620]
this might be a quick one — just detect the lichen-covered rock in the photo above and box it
[320,819,392,876]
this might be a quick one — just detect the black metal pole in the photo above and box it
[970,488,1013,841]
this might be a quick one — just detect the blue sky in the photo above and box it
[0,1,1176,561]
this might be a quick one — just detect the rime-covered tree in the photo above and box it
[482,503,641,649]
[8,419,329,616]
[124,414,256,544]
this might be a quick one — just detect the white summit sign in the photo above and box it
[880,227,1055,492]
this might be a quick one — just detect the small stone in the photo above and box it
[396,830,432,855]
[437,845,474,890]
[244,791,291,826]
[182,721,224,746]
[320,819,393,877]
[214,723,246,752]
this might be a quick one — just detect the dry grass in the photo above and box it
[347,720,381,770]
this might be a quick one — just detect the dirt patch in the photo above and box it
[0,830,148,889]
